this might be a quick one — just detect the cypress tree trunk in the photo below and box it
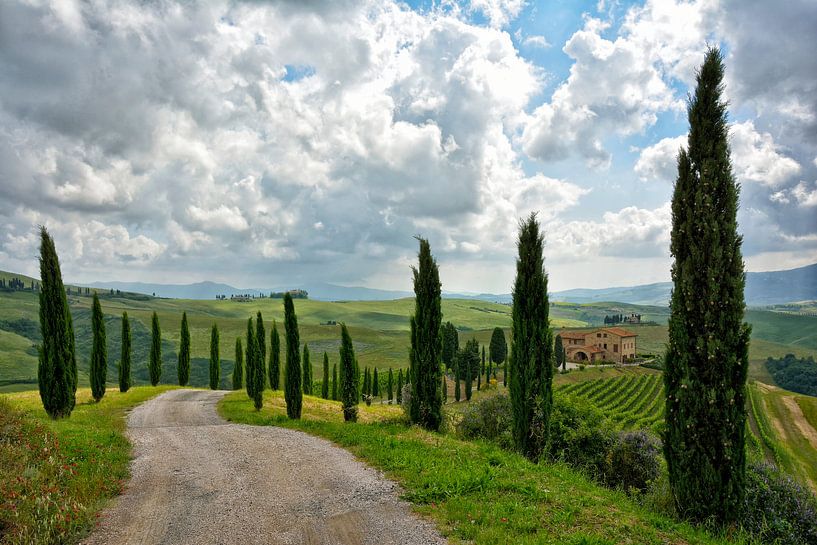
[119,312,131,393]
[233,337,243,390]
[302,344,312,395]
[269,321,280,390]
[283,293,302,419]
[510,214,554,461]
[396,369,403,405]
[664,48,750,523]
[256,311,266,369]
[90,293,107,402]
[246,317,256,399]
[178,312,191,386]
[409,237,443,430]
[209,323,220,390]
[332,363,338,401]
[37,227,76,418]
[149,311,162,386]
[339,323,358,422]
[372,367,379,398]
[322,352,330,399]
[387,367,394,404]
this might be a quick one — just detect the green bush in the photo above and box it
[604,431,660,492]
[547,394,614,476]
[455,392,513,449]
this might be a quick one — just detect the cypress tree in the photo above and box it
[454,358,461,402]
[283,293,302,419]
[339,323,358,422]
[463,339,478,401]
[486,347,492,385]
[302,344,312,395]
[441,322,458,370]
[396,369,403,405]
[149,311,161,386]
[256,311,266,369]
[372,367,380,398]
[409,237,443,431]
[233,337,243,390]
[37,227,76,418]
[332,362,338,401]
[478,345,484,391]
[209,323,220,390]
[246,317,256,399]
[178,312,191,386]
[322,352,330,399]
[269,320,280,390]
[664,48,750,523]
[354,358,361,403]
[442,373,447,403]
[119,312,131,393]
[363,367,371,405]
[555,335,564,371]
[387,367,394,404]
[510,214,554,461]
[90,293,107,402]
[489,327,507,367]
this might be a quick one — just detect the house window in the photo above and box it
[597,333,601,338]
[614,344,618,352]
[603,333,607,338]
[603,343,607,349]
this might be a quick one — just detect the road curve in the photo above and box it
[82,389,446,545]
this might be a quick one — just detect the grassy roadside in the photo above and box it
[219,390,753,545]
[0,386,177,544]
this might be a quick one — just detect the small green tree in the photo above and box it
[478,345,485,391]
[339,323,358,422]
[233,337,243,390]
[396,368,403,404]
[363,367,372,405]
[209,323,220,390]
[256,311,266,368]
[387,367,394,404]
[322,352,330,399]
[302,344,312,395]
[462,338,478,401]
[269,320,280,390]
[90,293,107,402]
[441,321,459,370]
[454,358,461,402]
[178,312,191,386]
[555,335,565,371]
[283,293,302,419]
[442,373,447,403]
[332,362,338,400]
[490,327,507,366]
[119,312,131,393]
[372,367,380,398]
[246,318,256,399]
[245,320,263,410]
[149,312,162,386]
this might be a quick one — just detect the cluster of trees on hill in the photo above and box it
[766,354,817,397]
[603,314,625,324]
[0,277,35,291]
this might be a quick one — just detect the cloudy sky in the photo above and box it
[1,0,815,293]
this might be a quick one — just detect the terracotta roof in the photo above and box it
[568,345,604,354]
[601,327,637,337]
[559,331,587,339]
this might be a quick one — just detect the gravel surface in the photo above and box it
[82,389,447,545]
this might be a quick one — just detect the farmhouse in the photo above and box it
[559,327,637,364]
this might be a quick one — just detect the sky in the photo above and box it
[0,0,815,293]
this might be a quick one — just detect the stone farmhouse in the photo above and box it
[559,327,638,364]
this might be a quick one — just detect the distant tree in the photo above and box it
[89,294,107,402]
[269,321,280,390]
[489,327,507,367]
[478,345,485,391]
[302,344,312,395]
[555,335,564,371]
[387,368,394,404]
[322,352,330,399]
[37,228,76,418]
[664,48,750,524]
[486,347,492,385]
[209,323,220,390]
[119,312,131,393]
[372,367,380,398]
[510,214,554,461]
[454,358,461,402]
[246,317,256,399]
[149,312,162,386]
[332,362,338,401]
[441,322,459,370]
[363,367,371,405]
[339,323,358,422]
[178,312,191,386]
[283,293,302,419]
[245,320,263,410]
[396,368,403,405]
[233,337,243,390]
[462,338,479,401]
[409,237,443,431]
[256,311,266,368]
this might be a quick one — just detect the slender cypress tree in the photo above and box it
[555,335,564,371]
[664,48,750,523]
[372,367,380,398]
[363,367,372,405]
[454,358,461,402]
[233,337,243,390]
[256,311,266,369]
[178,312,191,386]
[441,322,458,370]
[409,237,443,431]
[283,293,302,419]
[510,214,554,461]
[119,312,131,393]
[441,373,447,403]
[246,317,256,399]
[396,369,403,404]
[387,368,394,404]
[339,323,358,422]
[302,344,312,395]
[322,352,330,399]
[209,323,220,390]
[478,346,485,391]
[489,327,507,367]
[37,227,76,418]
[269,320,280,390]
[332,362,338,401]
[463,339,478,401]
[486,347,492,385]
[90,293,107,402]
[149,311,162,386]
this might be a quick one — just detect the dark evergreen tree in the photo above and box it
[664,48,750,524]
[322,352,330,399]
[209,323,220,390]
[454,358,461,402]
[90,293,107,402]
[555,335,564,371]
[269,320,280,390]
[489,327,507,366]
[178,312,191,386]
[256,311,266,368]
[246,318,256,399]
[363,367,372,405]
[37,228,76,418]
[409,237,443,431]
[478,345,485,391]
[119,312,131,393]
[372,367,380,398]
[486,347,492,386]
[396,369,403,405]
[245,319,263,410]
[441,321,459,370]
[339,323,358,422]
[387,367,394,404]
[233,337,243,390]
[302,344,312,395]
[283,293,302,419]
[462,338,478,401]
[149,311,161,386]
[332,362,338,401]
[441,373,447,403]
[510,214,554,461]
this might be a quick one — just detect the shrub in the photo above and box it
[400,382,412,418]
[455,392,513,449]
[547,394,614,475]
[604,431,661,492]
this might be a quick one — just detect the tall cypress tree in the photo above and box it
[387,367,394,404]
[478,345,485,391]
[510,214,554,461]
[363,367,372,405]
[37,227,76,418]
[269,320,280,390]
[321,353,330,399]
[441,373,447,403]
[209,323,220,390]
[90,293,107,402]
[233,337,243,390]
[119,312,131,393]
[283,293,302,419]
[396,368,403,405]
[664,48,750,523]
[332,362,338,401]
[454,358,461,402]
[555,335,564,371]
[409,237,443,431]
[178,312,191,386]
[149,311,161,386]
[302,344,312,395]
[256,311,266,370]
[339,323,358,422]
[372,367,380,398]
[441,322,458,370]
[246,317,256,399]
[463,339,478,401]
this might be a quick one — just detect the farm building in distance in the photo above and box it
[559,327,637,364]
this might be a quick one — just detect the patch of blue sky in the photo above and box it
[282,64,316,82]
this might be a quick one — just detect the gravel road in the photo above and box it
[82,389,447,545]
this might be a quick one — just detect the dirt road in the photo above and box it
[82,389,446,545]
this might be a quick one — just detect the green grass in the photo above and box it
[0,386,178,544]
[219,390,752,545]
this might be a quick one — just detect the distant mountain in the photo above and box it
[87,280,256,300]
